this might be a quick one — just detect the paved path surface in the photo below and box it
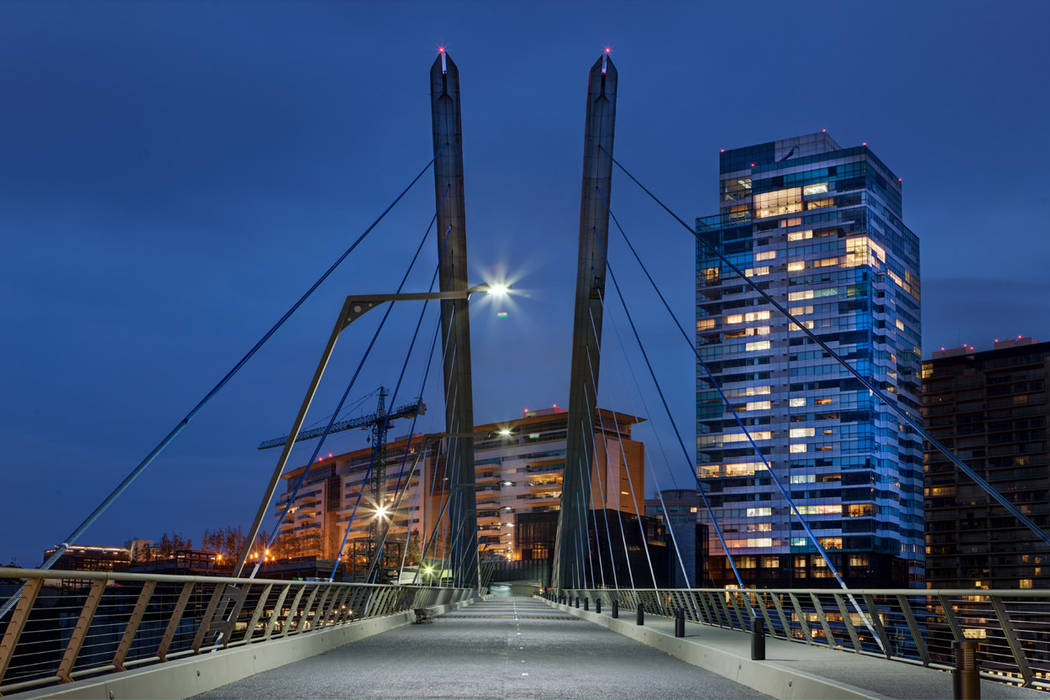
[197,597,768,699]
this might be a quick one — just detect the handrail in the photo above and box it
[550,586,1050,692]
[0,568,475,695]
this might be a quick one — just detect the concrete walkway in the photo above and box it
[547,598,1046,700]
[197,597,768,699]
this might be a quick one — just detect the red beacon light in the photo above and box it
[604,47,611,54]
[720,148,725,153]
[821,128,827,133]
[862,141,868,147]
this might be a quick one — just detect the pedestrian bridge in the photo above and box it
[2,568,1049,699]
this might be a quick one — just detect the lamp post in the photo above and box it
[234,284,507,580]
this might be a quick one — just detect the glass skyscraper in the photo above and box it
[695,131,924,587]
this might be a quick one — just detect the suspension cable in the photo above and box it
[590,233,750,599]
[327,197,449,582]
[585,405,620,592]
[397,442,428,583]
[600,187,877,629]
[0,151,446,621]
[602,147,1050,550]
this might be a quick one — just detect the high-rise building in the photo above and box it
[274,406,646,579]
[923,338,1050,590]
[695,131,924,587]
[644,489,707,587]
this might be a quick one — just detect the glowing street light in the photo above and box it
[374,505,389,520]
[486,282,511,297]
[497,428,513,438]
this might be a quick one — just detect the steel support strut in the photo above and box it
[430,51,478,589]
[553,53,617,590]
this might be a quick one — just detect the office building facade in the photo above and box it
[275,406,645,577]
[696,131,924,587]
[923,338,1050,590]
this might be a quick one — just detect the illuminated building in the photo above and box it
[923,338,1050,590]
[275,406,645,576]
[696,131,923,587]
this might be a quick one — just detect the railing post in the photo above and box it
[157,582,195,661]
[0,576,43,685]
[953,640,980,700]
[612,599,619,618]
[751,615,766,660]
[636,602,644,626]
[583,597,589,611]
[674,608,685,638]
[243,583,273,643]
[113,580,156,671]
[58,578,107,682]
[595,598,601,614]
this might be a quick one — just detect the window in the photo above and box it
[790,428,815,438]
[790,397,807,407]
[700,266,720,281]
[797,505,841,515]
[745,340,771,351]
[815,398,833,405]
[725,386,771,397]
[789,443,807,453]
[755,250,776,261]
[788,289,814,301]
[697,318,716,331]
[789,305,814,315]
[724,431,772,442]
[787,261,805,271]
[745,401,771,411]
[790,474,815,484]
[803,183,829,196]
[806,198,834,210]
[744,266,770,277]
[754,188,802,219]
[787,229,813,241]
[1020,579,1033,589]
[746,507,772,517]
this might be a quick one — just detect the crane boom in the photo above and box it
[257,398,426,450]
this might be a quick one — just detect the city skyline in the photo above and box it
[3,1,1050,570]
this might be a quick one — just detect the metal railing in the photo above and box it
[0,567,473,695]
[554,587,1050,691]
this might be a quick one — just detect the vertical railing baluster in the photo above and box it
[57,578,107,682]
[243,584,273,643]
[862,594,891,658]
[990,595,1033,686]
[788,593,814,645]
[832,593,862,652]
[0,577,43,685]
[264,584,291,640]
[809,593,836,648]
[280,586,306,638]
[896,594,930,665]
[769,592,792,640]
[158,582,195,661]
[113,581,156,671]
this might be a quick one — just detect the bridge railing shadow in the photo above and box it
[0,567,473,695]
[551,586,1050,692]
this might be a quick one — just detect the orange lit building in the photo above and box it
[274,406,646,571]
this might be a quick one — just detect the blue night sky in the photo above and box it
[2,1,1048,566]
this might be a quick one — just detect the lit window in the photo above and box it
[815,398,832,405]
[843,237,886,268]
[789,305,813,315]
[726,314,743,324]
[816,257,838,267]
[1020,579,1033,589]
[787,229,813,241]
[700,266,720,281]
[963,628,987,639]
[797,505,841,515]
[724,431,772,442]
[745,340,771,351]
[789,443,807,453]
[788,289,814,301]
[790,319,814,331]
[790,474,815,484]
[818,537,842,550]
[744,266,770,277]
[790,428,815,438]
[754,188,803,219]
[689,507,698,513]
[725,386,771,397]
[746,507,772,517]
[803,183,829,196]
[745,311,770,322]
[787,261,805,271]
[745,400,771,411]
[755,250,776,262]
[895,319,905,331]
[789,397,806,407]
[806,198,834,210]
[697,318,716,331]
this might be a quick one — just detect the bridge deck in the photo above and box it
[196,597,767,699]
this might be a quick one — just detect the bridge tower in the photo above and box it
[553,52,617,590]
[430,50,478,588]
